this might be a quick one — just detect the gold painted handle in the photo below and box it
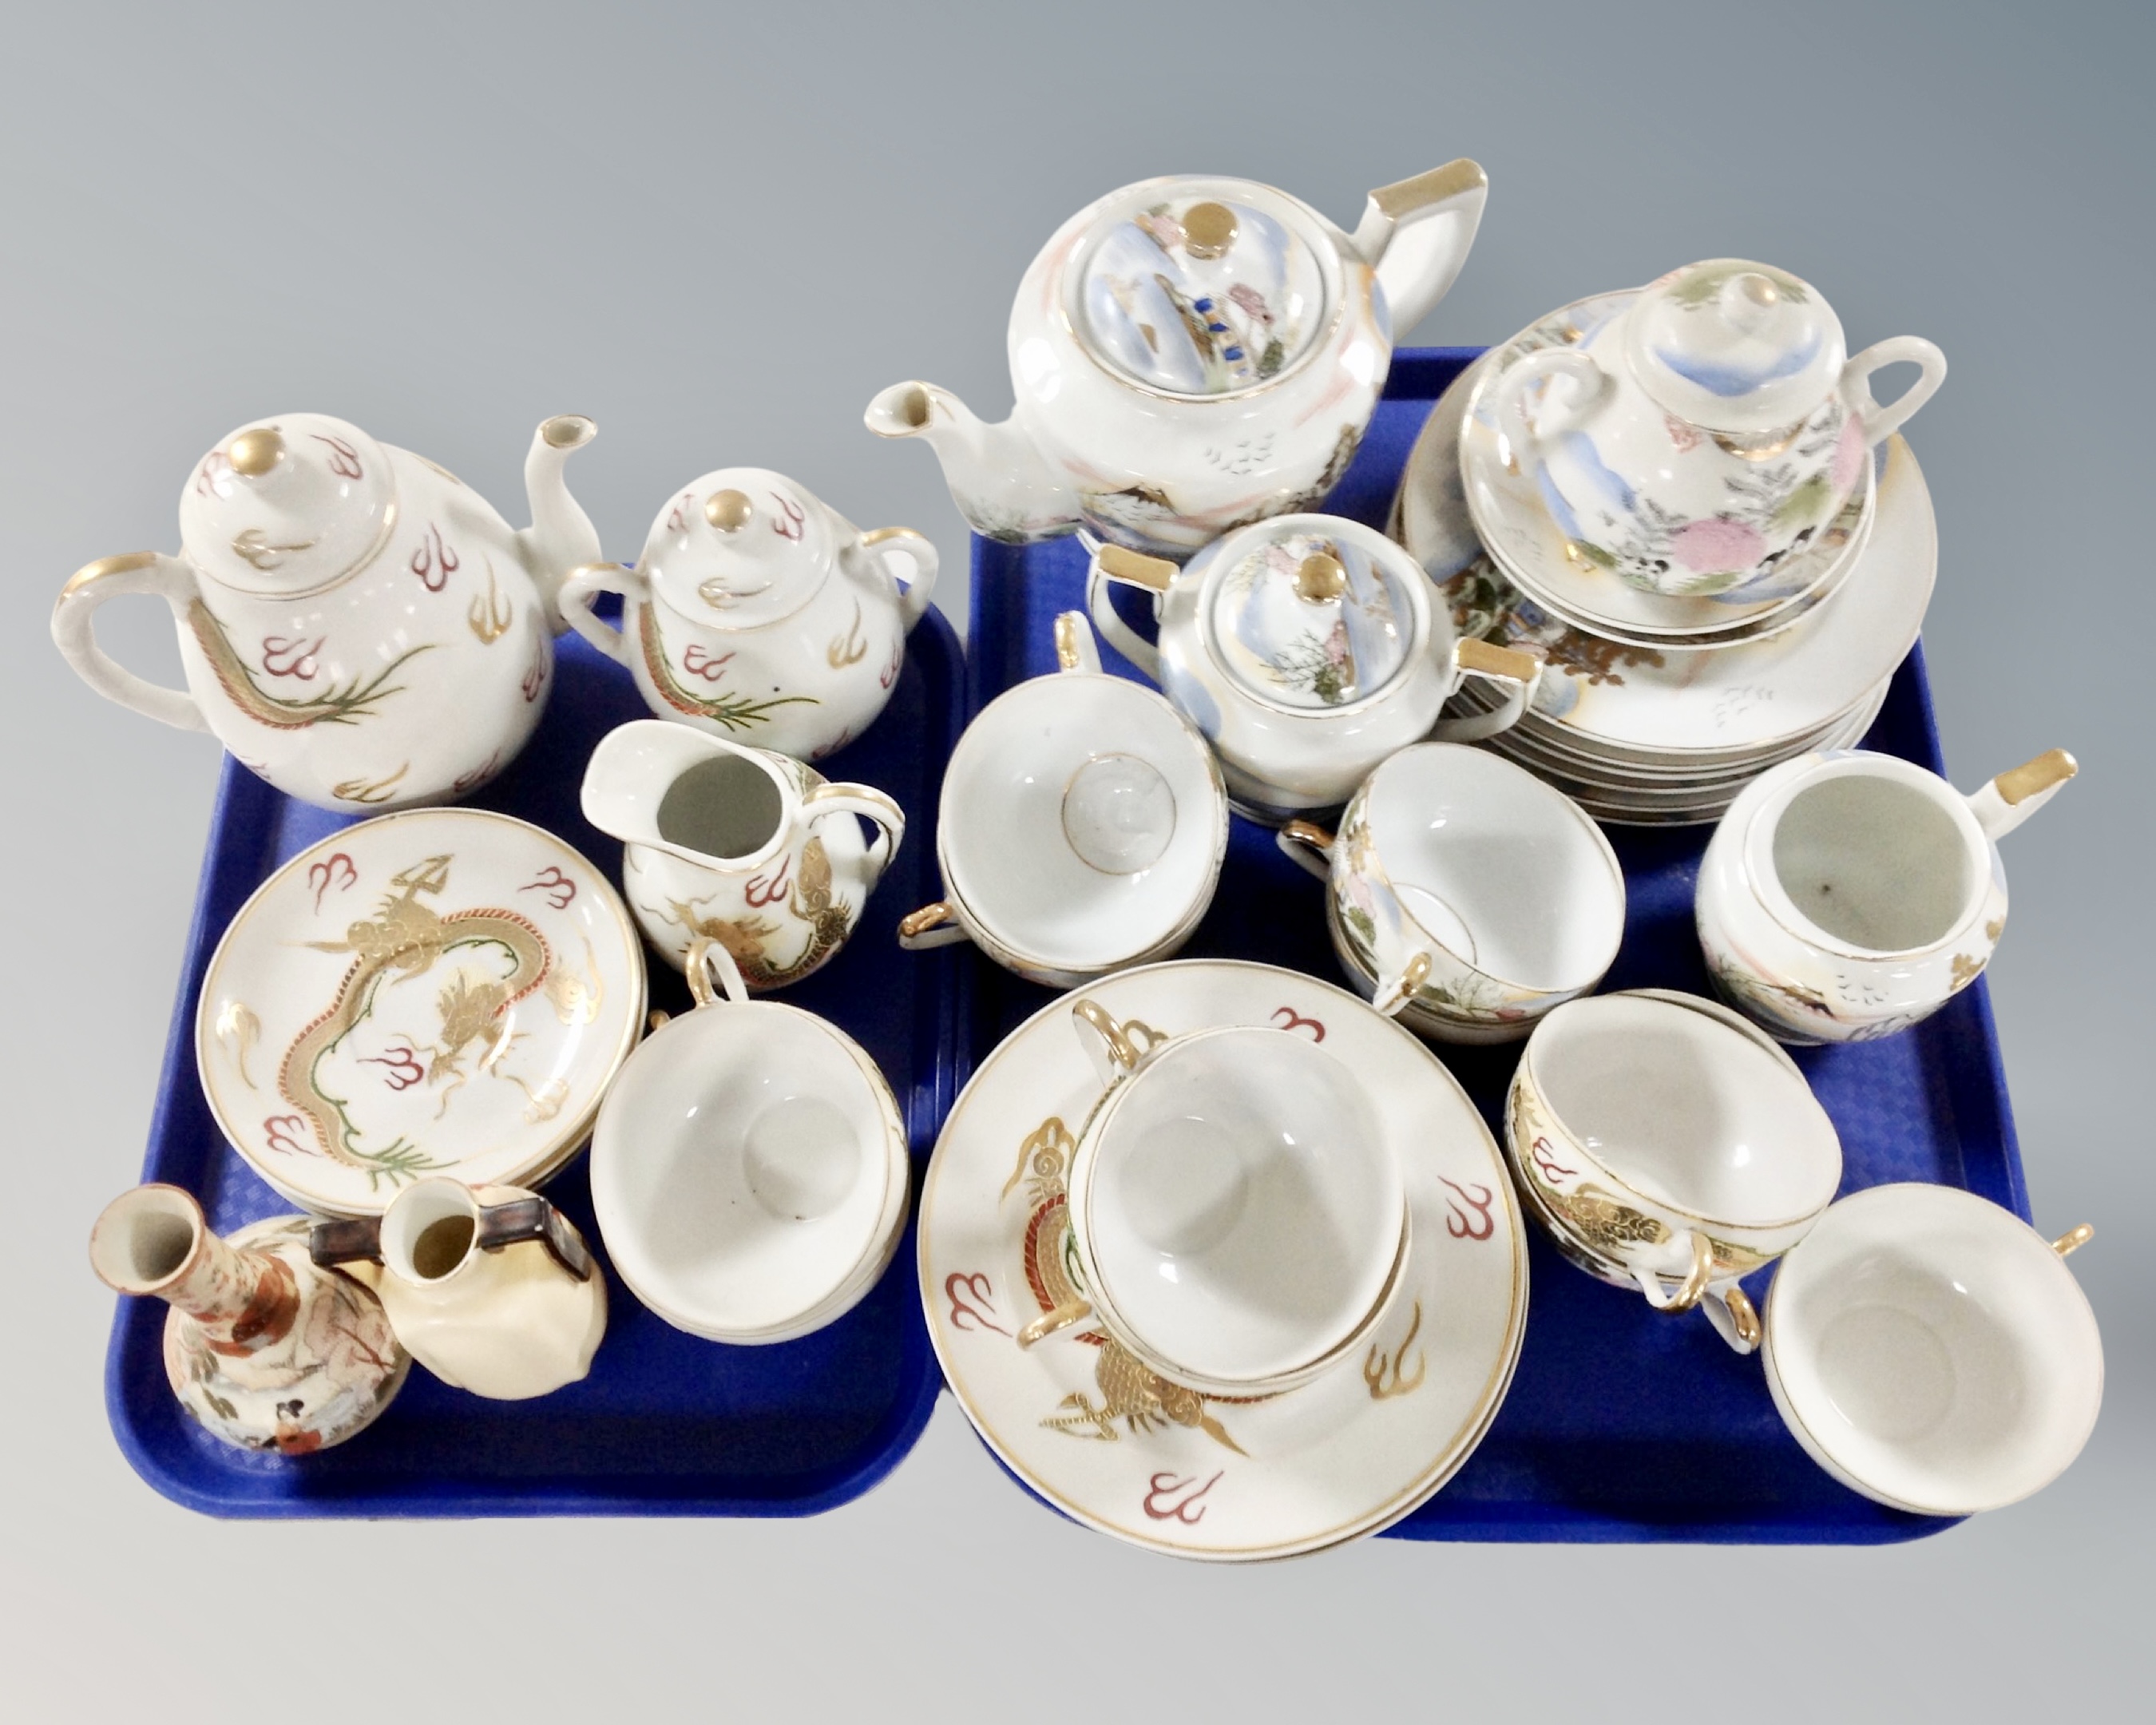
[1016,1298,1092,1350]
[684,934,751,1008]
[1052,610,1100,674]
[1095,543,1177,593]
[2053,1223,2094,1258]
[1275,820,1337,883]
[1639,1231,1716,1315]
[51,551,212,733]
[1072,999,1145,1075]
[899,902,955,938]
[1720,1283,1762,1351]
[1370,950,1433,1018]
[1456,637,1543,684]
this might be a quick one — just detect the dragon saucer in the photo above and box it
[919,958,1528,1560]
[197,808,646,1216]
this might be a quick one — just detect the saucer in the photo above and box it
[920,958,1528,1560]
[198,809,648,1216]
[1445,291,1878,647]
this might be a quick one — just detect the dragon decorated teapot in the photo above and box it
[1485,260,1947,597]
[52,412,601,811]
[866,161,1487,559]
[560,469,937,762]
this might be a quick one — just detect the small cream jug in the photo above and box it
[311,1180,605,1402]
[53,413,601,810]
[581,719,903,986]
[560,469,937,763]
[1696,747,2076,1044]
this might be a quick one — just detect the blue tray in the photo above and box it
[967,349,2025,1545]
[106,605,970,1517]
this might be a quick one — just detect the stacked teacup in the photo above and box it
[1397,262,1947,824]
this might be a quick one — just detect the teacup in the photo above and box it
[1506,989,1842,1350]
[1762,1185,2102,1515]
[1018,1001,1409,1400]
[1697,747,2076,1044]
[899,613,1227,987]
[588,938,910,1344]
[1276,742,1624,1043]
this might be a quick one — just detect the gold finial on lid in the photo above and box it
[1294,553,1346,603]
[1735,272,1781,307]
[1182,200,1239,260]
[704,489,753,532]
[227,427,285,478]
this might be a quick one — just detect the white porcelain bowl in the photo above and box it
[589,997,909,1344]
[1763,1184,2102,1515]
[938,663,1226,981]
[1072,1025,1405,1391]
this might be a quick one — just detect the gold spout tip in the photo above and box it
[1997,748,2079,806]
[541,414,596,450]
[226,426,285,478]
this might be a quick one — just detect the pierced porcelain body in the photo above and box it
[1488,264,1943,599]
[1696,750,2014,1045]
[868,166,1489,560]
[346,1181,605,1401]
[560,470,937,763]
[53,413,602,811]
[581,720,901,987]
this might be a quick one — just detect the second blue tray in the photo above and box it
[966,349,2025,1544]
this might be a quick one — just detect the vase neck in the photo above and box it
[89,1185,302,1356]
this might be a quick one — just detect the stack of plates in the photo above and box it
[1395,297,1938,825]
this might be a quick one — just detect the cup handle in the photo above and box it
[898,901,971,952]
[1016,1296,1094,1350]
[1085,544,1171,684]
[685,934,752,1006]
[1053,610,1102,676]
[859,526,938,632]
[1964,748,2077,843]
[1274,820,1336,883]
[557,561,643,668]
[50,552,212,733]
[1431,637,1542,744]
[1842,336,1948,449]
[803,781,906,882]
[1069,997,1171,1088]
[1632,1230,1715,1314]
[1702,1283,1763,1355]
[1369,951,1433,1018]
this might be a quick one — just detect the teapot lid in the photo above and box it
[641,468,834,629]
[1623,260,1846,435]
[1201,519,1419,710]
[179,414,397,595]
[1068,179,1334,399]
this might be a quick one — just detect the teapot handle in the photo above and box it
[858,527,939,632]
[1430,638,1541,744]
[804,781,906,882]
[50,552,211,733]
[1965,748,2077,843]
[1084,545,1171,684]
[1842,336,1948,448]
[1351,160,1488,336]
[557,562,644,668]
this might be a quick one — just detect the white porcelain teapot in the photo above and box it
[866,162,1487,559]
[561,469,937,762]
[1086,515,1540,821]
[1487,260,1946,597]
[52,413,601,810]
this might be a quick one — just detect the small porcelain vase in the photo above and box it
[311,1180,605,1401]
[581,719,902,985]
[1696,747,2076,1044]
[1487,260,1946,597]
[560,469,937,763]
[89,1184,409,1453]
[53,413,601,810]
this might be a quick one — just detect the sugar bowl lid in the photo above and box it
[1624,260,1848,435]
[641,468,833,628]
[1068,178,1334,399]
[179,414,397,595]
[1200,518,1422,710]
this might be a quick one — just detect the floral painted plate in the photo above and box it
[197,809,647,1216]
[920,958,1528,1560]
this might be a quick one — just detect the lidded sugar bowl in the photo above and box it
[1486,260,1946,597]
[866,162,1487,558]
[561,469,937,762]
[52,413,602,810]
[1087,514,1539,821]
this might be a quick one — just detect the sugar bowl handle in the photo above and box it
[1085,544,1173,684]
[1842,336,1948,448]
[1432,637,1542,744]
[557,561,647,668]
[858,526,939,632]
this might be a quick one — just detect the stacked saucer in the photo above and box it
[1396,295,1938,824]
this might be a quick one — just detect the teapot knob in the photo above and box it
[704,489,754,532]
[1294,553,1346,603]
[1722,271,1782,333]
[226,426,286,478]
[1182,200,1239,260]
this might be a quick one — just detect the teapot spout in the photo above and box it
[520,415,604,633]
[864,381,1080,544]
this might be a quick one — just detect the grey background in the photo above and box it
[3,2,2148,1718]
